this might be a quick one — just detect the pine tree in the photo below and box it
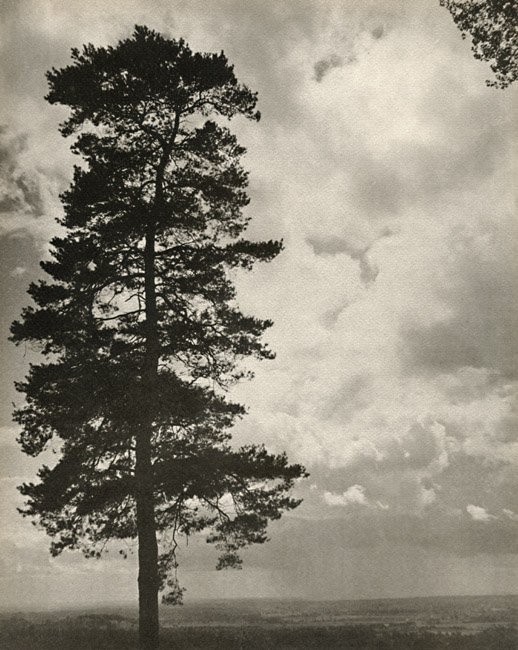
[440,0,518,88]
[10,26,306,650]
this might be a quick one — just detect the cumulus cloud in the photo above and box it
[0,130,44,216]
[467,505,496,522]
[0,127,65,245]
[323,484,369,507]
[230,0,518,565]
[9,266,27,277]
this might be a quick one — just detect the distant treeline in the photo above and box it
[1,617,517,650]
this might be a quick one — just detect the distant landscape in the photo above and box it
[1,595,517,649]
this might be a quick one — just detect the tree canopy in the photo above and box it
[11,26,306,649]
[440,0,518,88]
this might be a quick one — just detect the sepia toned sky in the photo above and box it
[1,0,517,608]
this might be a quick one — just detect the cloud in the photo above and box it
[314,54,347,82]
[0,126,65,244]
[313,20,388,82]
[0,130,44,215]
[1,0,517,604]
[372,24,384,40]
[400,215,518,380]
[323,484,369,507]
[306,229,393,285]
[241,510,518,597]
[9,266,27,278]
[230,5,518,556]
[467,505,496,522]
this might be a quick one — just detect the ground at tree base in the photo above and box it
[1,619,517,650]
[1,596,517,650]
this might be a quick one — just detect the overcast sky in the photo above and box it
[1,0,517,609]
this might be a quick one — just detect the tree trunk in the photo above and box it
[136,431,159,650]
[136,133,176,649]
[136,220,160,649]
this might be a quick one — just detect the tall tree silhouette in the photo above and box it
[11,26,306,650]
[440,0,518,88]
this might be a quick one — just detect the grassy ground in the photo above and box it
[1,618,517,650]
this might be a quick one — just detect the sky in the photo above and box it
[1,0,517,609]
